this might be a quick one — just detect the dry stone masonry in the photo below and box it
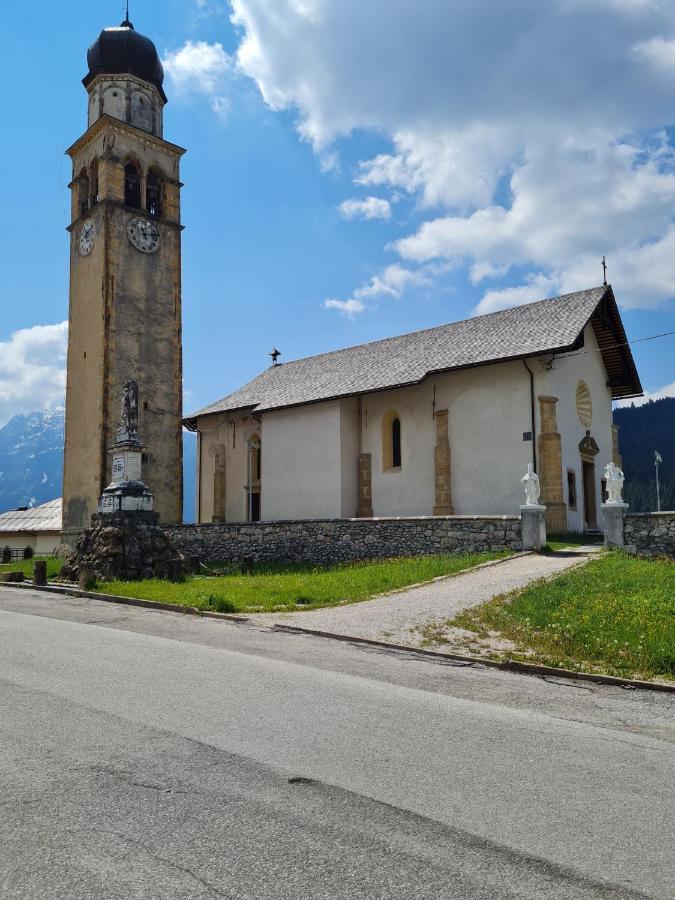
[165,516,522,566]
[624,512,675,558]
[62,511,184,583]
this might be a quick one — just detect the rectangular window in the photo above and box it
[567,470,577,510]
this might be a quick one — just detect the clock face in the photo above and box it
[79,220,96,256]
[127,217,161,254]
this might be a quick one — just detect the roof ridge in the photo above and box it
[264,285,608,372]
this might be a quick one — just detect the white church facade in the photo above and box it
[187,285,642,533]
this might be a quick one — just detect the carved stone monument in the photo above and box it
[601,461,628,549]
[99,381,154,515]
[61,383,184,583]
[520,463,547,551]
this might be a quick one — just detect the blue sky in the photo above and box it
[1,0,675,426]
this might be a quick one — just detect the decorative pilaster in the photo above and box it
[357,453,374,518]
[611,424,622,468]
[433,409,453,515]
[537,396,567,532]
[213,444,226,522]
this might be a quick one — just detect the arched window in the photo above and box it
[78,169,90,216]
[146,169,162,218]
[392,417,402,468]
[124,161,141,209]
[382,410,402,471]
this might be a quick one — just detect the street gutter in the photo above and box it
[2,576,673,695]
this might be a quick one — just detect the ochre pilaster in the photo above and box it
[433,409,453,515]
[537,396,567,532]
[611,424,622,468]
[213,444,226,522]
[357,453,374,518]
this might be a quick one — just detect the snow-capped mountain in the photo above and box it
[0,409,196,520]
[0,409,64,511]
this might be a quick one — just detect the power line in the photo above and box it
[552,328,675,362]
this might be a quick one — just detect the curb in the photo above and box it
[4,558,671,695]
[3,581,250,624]
[271,624,675,695]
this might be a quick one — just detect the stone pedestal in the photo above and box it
[520,505,547,551]
[99,439,154,514]
[602,502,628,549]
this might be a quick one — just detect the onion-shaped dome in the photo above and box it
[84,19,166,101]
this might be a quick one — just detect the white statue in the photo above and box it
[521,463,541,506]
[604,461,625,504]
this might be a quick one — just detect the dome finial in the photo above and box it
[121,0,133,28]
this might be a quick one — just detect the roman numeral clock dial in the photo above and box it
[79,219,96,256]
[127,217,161,254]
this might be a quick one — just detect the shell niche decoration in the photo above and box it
[576,381,592,428]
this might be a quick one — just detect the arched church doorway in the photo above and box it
[579,430,600,529]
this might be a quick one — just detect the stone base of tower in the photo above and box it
[60,510,185,584]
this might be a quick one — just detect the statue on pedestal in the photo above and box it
[604,461,625,505]
[521,463,541,507]
[117,380,139,441]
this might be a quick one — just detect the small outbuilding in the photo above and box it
[0,499,63,557]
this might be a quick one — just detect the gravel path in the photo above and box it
[249,550,596,645]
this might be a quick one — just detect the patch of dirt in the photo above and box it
[409,621,533,658]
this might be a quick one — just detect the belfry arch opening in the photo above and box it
[89,160,99,207]
[124,160,141,209]
[77,169,90,216]
[146,168,163,218]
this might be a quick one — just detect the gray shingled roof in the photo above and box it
[0,498,62,534]
[190,286,636,418]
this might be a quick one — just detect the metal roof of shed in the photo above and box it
[0,499,62,534]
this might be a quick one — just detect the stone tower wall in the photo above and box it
[63,116,185,538]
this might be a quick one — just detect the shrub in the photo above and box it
[207,594,238,614]
[23,546,34,560]
[2,547,11,564]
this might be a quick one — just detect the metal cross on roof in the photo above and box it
[602,255,608,286]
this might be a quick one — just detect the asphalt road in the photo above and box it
[1,587,673,899]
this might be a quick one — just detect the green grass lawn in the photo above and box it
[0,557,64,579]
[447,552,675,681]
[92,552,509,614]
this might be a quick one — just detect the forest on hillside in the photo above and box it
[614,397,674,512]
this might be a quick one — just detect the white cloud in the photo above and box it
[163,42,232,116]
[339,196,391,221]
[615,379,675,407]
[634,37,675,71]
[0,323,68,427]
[325,264,430,316]
[324,298,365,318]
[229,0,675,318]
[475,275,559,316]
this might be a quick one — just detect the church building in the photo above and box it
[188,286,642,533]
[62,16,184,542]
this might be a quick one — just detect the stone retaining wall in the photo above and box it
[624,512,675,558]
[164,516,522,565]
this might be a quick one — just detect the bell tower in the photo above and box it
[62,16,185,541]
